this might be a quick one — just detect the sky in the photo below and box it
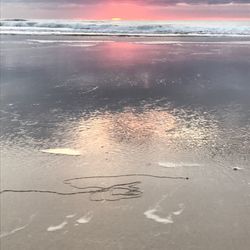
[1,0,250,20]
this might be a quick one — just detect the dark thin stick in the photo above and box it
[63,174,189,183]
[0,173,189,201]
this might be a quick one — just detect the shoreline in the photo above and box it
[1,34,250,43]
[2,32,250,37]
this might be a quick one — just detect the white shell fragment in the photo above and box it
[41,148,81,156]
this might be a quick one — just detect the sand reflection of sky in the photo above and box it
[72,107,218,155]
[100,42,151,66]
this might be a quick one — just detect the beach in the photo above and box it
[1,34,250,250]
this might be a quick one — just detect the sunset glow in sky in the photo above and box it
[2,0,250,20]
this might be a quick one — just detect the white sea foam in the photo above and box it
[76,212,93,224]
[67,44,98,47]
[172,204,185,216]
[82,86,99,94]
[136,41,250,45]
[1,20,250,37]
[0,225,28,238]
[158,161,202,168]
[66,214,76,218]
[27,39,112,44]
[144,209,174,224]
[0,214,36,238]
[27,39,100,47]
[47,221,68,232]
[144,201,185,224]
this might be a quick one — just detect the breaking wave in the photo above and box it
[1,19,250,36]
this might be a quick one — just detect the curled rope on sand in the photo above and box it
[0,174,189,202]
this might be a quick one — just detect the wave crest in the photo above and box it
[1,19,250,36]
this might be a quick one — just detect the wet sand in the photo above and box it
[0,35,250,250]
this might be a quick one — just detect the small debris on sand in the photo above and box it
[233,167,243,171]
